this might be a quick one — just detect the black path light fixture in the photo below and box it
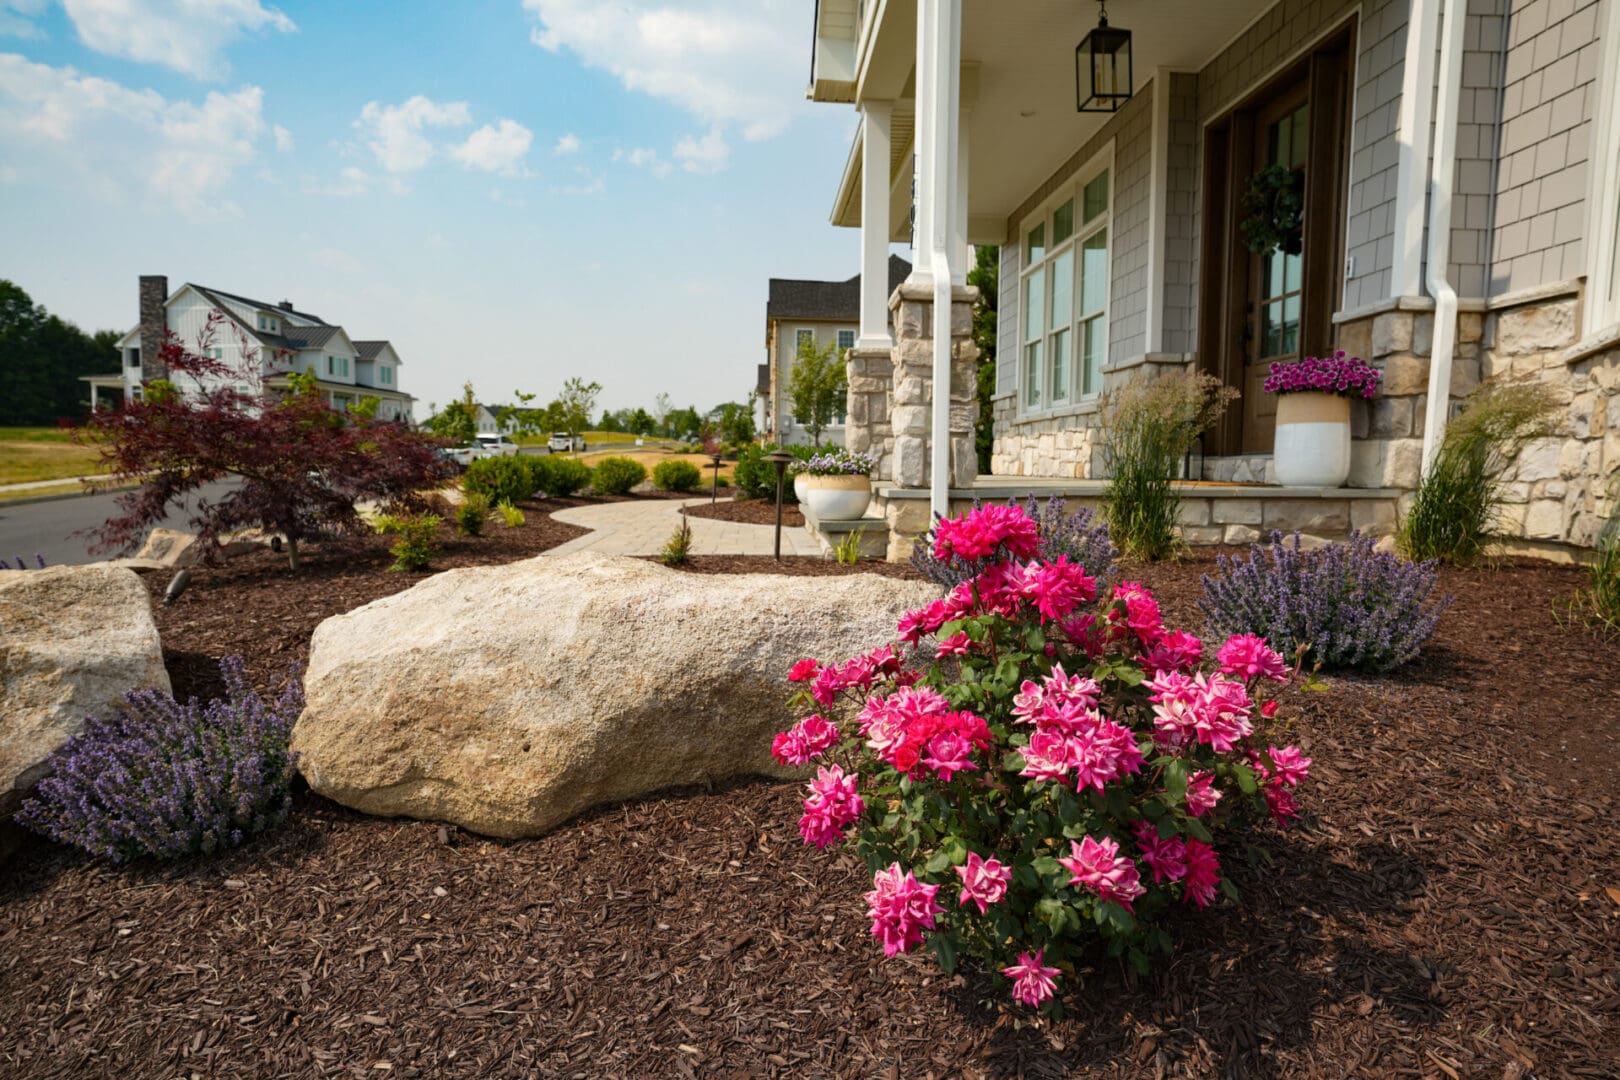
[766,448,795,561]
[1076,1,1133,114]
[709,451,724,504]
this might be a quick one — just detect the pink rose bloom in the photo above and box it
[1216,633,1289,683]
[921,730,978,782]
[798,765,864,848]
[1181,839,1220,908]
[1058,835,1147,912]
[1146,671,1201,749]
[809,665,843,708]
[864,863,942,958]
[772,714,839,766]
[1112,581,1165,645]
[1002,949,1061,1008]
[932,504,1041,563]
[897,608,928,645]
[1056,612,1105,656]
[1264,783,1300,825]
[954,851,1012,914]
[1067,719,1143,793]
[1018,729,1073,784]
[1019,556,1097,622]
[1267,744,1311,788]
[935,631,973,658]
[862,643,903,676]
[1043,664,1102,710]
[1132,822,1188,884]
[1143,629,1202,673]
[1196,674,1255,752]
[1185,770,1221,818]
[787,658,821,683]
[1259,698,1281,720]
[1011,679,1047,724]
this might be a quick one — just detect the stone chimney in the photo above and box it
[138,275,168,382]
[278,299,294,312]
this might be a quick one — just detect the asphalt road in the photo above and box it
[0,480,239,567]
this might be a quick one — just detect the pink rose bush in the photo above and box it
[771,503,1310,1013]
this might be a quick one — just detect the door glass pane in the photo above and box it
[1052,199,1075,245]
[1026,222,1045,263]
[1082,171,1109,223]
[1024,342,1042,406]
[1082,317,1104,396]
[1024,268,1045,340]
[1051,328,1070,402]
[1290,104,1309,167]
[1049,249,1073,328]
[1281,295,1301,354]
[1080,230,1108,315]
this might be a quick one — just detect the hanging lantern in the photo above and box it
[1075,2,1133,113]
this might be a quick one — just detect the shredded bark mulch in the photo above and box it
[3,554,1617,1077]
[683,497,805,529]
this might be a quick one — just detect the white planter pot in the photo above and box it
[792,473,810,505]
[800,474,872,520]
[1273,391,1352,488]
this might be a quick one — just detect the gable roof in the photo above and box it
[766,254,911,321]
[353,340,394,361]
[192,285,329,325]
[280,325,345,349]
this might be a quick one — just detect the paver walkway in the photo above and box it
[546,497,823,557]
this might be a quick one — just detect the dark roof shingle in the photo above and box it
[766,254,910,321]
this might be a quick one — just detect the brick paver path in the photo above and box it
[545,498,822,557]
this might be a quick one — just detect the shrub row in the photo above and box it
[463,453,592,504]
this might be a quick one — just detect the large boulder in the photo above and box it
[1,565,171,832]
[293,552,936,838]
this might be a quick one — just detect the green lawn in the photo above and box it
[0,427,111,486]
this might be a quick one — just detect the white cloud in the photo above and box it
[272,122,292,150]
[553,131,579,155]
[307,164,370,197]
[614,144,670,178]
[0,52,266,218]
[0,1,47,39]
[672,126,727,173]
[355,95,470,172]
[450,118,532,175]
[60,0,295,80]
[524,0,803,149]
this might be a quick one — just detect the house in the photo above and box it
[808,0,1620,559]
[475,403,513,434]
[764,254,911,446]
[87,275,415,422]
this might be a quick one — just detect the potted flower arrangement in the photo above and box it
[1263,351,1381,487]
[798,449,878,520]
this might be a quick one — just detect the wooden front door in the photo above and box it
[1198,28,1352,459]
[1243,90,1309,452]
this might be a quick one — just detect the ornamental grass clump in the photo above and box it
[772,503,1308,1014]
[1101,371,1237,561]
[912,495,1116,592]
[17,657,302,863]
[1200,531,1450,673]
[1398,381,1560,565]
[456,492,490,536]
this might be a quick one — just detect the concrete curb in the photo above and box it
[0,482,140,508]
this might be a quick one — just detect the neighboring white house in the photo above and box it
[764,254,911,447]
[89,275,415,422]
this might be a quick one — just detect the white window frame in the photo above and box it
[836,328,856,352]
[1585,0,1620,337]
[1017,143,1114,418]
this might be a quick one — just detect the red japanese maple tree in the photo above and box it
[85,323,450,570]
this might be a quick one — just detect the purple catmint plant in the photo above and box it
[2,554,47,569]
[1199,532,1450,673]
[16,657,302,862]
[1262,351,1382,398]
[912,496,1117,591]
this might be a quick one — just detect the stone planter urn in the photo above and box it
[800,474,872,520]
[1273,391,1351,488]
[792,472,810,505]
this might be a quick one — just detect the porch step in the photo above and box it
[799,504,891,561]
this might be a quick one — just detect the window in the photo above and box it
[1019,152,1112,413]
[327,355,350,378]
[836,328,855,352]
[379,365,393,385]
[795,328,815,351]
[126,348,140,368]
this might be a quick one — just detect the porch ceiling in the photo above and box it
[832,0,1274,242]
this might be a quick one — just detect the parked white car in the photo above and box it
[474,433,521,457]
[547,432,586,453]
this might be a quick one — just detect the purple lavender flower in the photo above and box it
[16,657,303,862]
[1263,351,1382,399]
[1199,532,1450,672]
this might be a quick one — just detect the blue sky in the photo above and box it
[0,0,873,416]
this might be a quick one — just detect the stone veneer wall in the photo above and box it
[845,344,895,480]
[887,284,979,489]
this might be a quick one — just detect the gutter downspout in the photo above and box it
[1420,0,1468,478]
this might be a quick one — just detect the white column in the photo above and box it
[951,109,970,283]
[858,100,894,348]
[1144,69,1172,353]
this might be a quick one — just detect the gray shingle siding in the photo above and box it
[1489,0,1602,296]
[1345,0,1407,310]
[996,241,1020,396]
[1108,89,1155,365]
[1164,73,1201,355]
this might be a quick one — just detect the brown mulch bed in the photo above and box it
[3,555,1618,1076]
[141,497,594,702]
[683,496,805,529]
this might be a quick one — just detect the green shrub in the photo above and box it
[592,456,647,495]
[733,443,802,502]
[661,518,694,566]
[495,499,525,527]
[1101,371,1236,561]
[382,513,440,571]
[464,455,533,505]
[652,458,703,493]
[1398,381,1560,565]
[456,492,490,536]
[529,455,592,497]
[1576,476,1620,633]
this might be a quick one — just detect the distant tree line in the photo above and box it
[0,280,121,426]
[425,380,757,446]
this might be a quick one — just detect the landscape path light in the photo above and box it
[766,449,796,561]
[710,452,724,504]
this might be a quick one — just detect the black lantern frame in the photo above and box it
[1075,5,1133,114]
